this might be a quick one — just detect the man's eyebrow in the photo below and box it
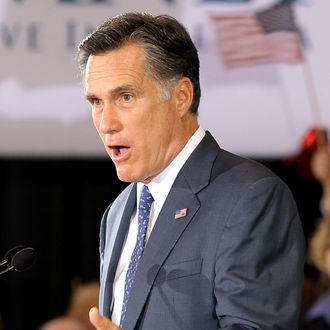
[85,84,139,101]
[85,93,98,101]
[109,84,139,95]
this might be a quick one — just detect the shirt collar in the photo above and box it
[137,126,205,207]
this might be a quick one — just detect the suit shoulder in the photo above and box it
[213,148,279,185]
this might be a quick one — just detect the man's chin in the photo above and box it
[116,169,138,183]
[116,170,153,184]
[116,174,134,183]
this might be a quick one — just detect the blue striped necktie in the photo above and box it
[120,185,154,326]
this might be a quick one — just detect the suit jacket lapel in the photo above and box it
[122,176,200,329]
[101,184,137,318]
[122,132,220,329]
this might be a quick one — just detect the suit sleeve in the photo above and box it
[214,177,305,329]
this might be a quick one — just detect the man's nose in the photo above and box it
[99,104,121,134]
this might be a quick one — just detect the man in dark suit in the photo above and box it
[77,12,305,330]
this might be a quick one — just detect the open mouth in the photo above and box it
[109,145,130,158]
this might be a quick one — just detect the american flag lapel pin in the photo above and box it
[174,208,188,220]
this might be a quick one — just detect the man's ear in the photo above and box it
[174,77,194,118]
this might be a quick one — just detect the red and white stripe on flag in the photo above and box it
[209,3,303,68]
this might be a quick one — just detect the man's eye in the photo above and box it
[122,94,133,102]
[87,98,103,110]
[92,98,102,106]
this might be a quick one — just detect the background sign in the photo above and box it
[0,0,329,157]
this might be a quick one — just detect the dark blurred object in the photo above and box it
[301,274,321,320]
[286,127,328,179]
[40,316,88,330]
[67,280,100,330]
[0,246,37,276]
[300,218,330,329]
[265,128,330,325]
[301,316,330,330]
[40,280,99,330]
[310,136,330,218]
[0,314,3,330]
[282,127,329,240]
[0,159,127,330]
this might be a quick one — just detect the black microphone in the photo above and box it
[0,246,37,276]
[0,245,24,268]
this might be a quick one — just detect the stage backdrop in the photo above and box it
[0,0,329,158]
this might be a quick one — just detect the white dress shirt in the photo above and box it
[111,126,205,325]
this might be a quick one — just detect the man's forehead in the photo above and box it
[87,43,146,70]
[85,46,147,83]
[86,65,145,92]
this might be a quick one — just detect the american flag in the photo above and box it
[210,2,303,68]
[174,208,188,219]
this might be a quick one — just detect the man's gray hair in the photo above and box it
[77,12,201,114]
